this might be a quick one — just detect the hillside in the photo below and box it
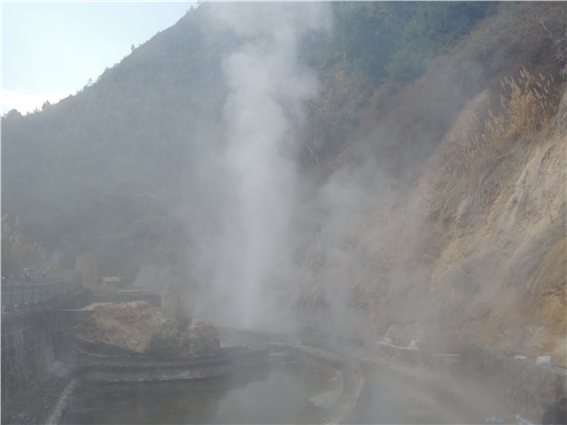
[288,2,567,365]
[1,2,495,275]
[2,2,566,366]
[300,84,566,365]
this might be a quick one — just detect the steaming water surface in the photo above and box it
[59,364,339,424]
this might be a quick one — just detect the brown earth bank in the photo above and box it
[296,84,566,369]
[412,86,565,366]
[267,4,567,371]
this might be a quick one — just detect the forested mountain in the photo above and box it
[3,4,233,273]
[2,2,497,276]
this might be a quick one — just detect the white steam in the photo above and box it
[202,3,332,329]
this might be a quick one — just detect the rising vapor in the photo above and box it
[199,3,332,329]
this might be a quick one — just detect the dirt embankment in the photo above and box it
[345,87,566,366]
[420,87,566,364]
[294,4,566,367]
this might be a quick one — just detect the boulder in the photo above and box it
[66,301,167,355]
[180,319,221,358]
[310,390,342,408]
[383,324,400,345]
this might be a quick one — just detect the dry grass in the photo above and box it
[434,2,566,202]
[171,288,194,331]
[433,69,564,217]
[471,69,558,156]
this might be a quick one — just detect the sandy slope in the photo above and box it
[418,88,566,365]
[329,87,567,368]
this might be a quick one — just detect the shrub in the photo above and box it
[148,322,182,358]
[439,70,562,183]
[462,69,561,177]
[172,295,193,332]
[429,67,564,222]
[1,215,53,279]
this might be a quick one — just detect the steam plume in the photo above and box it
[202,3,331,329]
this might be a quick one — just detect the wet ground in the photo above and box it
[360,360,520,424]
[361,371,446,424]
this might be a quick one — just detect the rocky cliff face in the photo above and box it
[420,88,566,364]
[350,88,566,366]
[295,83,565,369]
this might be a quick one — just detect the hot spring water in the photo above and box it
[59,362,341,424]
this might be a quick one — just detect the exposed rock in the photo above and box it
[408,340,420,351]
[310,390,342,408]
[383,325,400,345]
[180,319,221,358]
[66,301,167,355]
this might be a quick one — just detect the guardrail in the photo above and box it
[1,272,83,308]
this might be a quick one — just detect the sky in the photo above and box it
[1,1,198,115]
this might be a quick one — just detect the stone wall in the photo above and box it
[0,288,161,407]
[457,344,567,422]
[89,291,161,309]
[1,309,56,404]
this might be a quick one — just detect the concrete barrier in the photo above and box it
[74,345,268,383]
[368,340,567,423]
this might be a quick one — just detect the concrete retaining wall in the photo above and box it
[1,287,90,405]
[88,291,161,309]
[1,309,56,404]
[371,341,567,423]
[75,346,268,383]
[1,288,160,408]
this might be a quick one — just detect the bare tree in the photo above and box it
[524,3,567,77]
